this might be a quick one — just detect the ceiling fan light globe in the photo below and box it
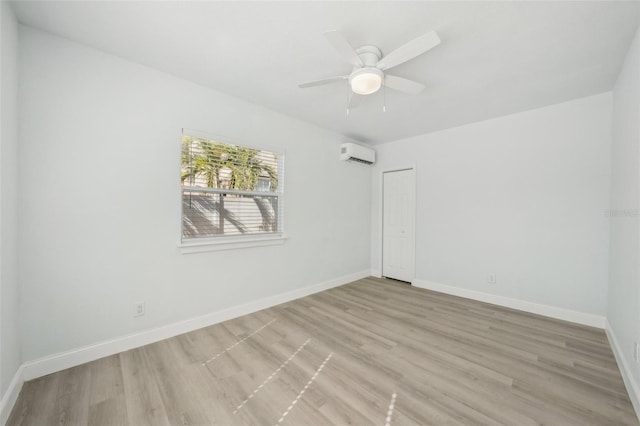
[350,68,383,95]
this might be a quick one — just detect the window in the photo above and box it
[180,133,284,247]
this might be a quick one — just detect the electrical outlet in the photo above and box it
[487,273,497,285]
[135,302,145,317]
[635,342,639,363]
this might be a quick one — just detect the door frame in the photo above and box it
[380,166,416,284]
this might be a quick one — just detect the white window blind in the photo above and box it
[180,134,283,241]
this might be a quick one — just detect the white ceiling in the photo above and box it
[11,1,640,145]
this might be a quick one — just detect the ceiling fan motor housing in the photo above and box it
[355,45,382,66]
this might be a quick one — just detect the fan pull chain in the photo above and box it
[346,81,350,116]
[383,79,387,113]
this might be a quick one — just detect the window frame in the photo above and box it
[177,129,286,253]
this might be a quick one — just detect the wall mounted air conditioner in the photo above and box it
[340,143,376,165]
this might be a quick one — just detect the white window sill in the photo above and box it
[178,234,287,254]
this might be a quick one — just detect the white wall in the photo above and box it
[18,26,371,362]
[608,23,640,392]
[0,0,21,411]
[372,93,612,316]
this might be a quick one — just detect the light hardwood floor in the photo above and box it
[7,277,638,425]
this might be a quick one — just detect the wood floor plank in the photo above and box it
[144,339,217,425]
[54,363,92,425]
[87,355,128,426]
[7,277,638,425]
[119,348,171,426]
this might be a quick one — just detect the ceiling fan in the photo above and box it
[299,30,441,105]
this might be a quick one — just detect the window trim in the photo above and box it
[178,128,285,252]
[178,233,288,254]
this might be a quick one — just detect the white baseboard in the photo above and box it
[605,320,640,422]
[412,279,605,329]
[370,269,382,278]
[21,270,370,382]
[0,365,24,426]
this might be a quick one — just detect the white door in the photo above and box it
[382,169,415,282]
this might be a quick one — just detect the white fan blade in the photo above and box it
[376,31,440,71]
[298,75,348,88]
[324,30,364,67]
[384,75,425,95]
